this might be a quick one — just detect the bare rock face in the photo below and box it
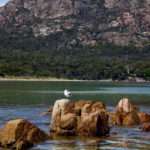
[111,98,140,126]
[50,99,109,137]
[0,119,48,150]
[0,0,149,48]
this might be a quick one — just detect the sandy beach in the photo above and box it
[0,76,113,82]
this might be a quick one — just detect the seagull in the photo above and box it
[64,89,71,98]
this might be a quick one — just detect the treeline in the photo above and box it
[0,43,150,80]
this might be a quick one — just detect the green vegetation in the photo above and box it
[0,46,150,80]
[0,30,150,80]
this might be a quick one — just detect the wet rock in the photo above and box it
[50,99,109,137]
[141,123,150,132]
[138,112,150,123]
[108,112,117,125]
[75,100,106,116]
[50,99,70,132]
[77,110,109,136]
[50,99,77,136]
[60,113,77,130]
[74,100,92,116]
[0,119,48,150]
[123,111,140,126]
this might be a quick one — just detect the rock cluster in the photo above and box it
[109,98,150,127]
[50,99,109,136]
[0,98,150,150]
[0,119,48,150]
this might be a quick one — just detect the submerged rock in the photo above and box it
[50,99,109,137]
[0,119,48,150]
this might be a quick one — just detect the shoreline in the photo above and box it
[0,77,112,82]
[0,77,79,82]
[0,76,149,83]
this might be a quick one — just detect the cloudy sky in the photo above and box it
[0,0,9,6]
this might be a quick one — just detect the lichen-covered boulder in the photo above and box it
[50,99,109,137]
[0,119,48,150]
[138,112,150,123]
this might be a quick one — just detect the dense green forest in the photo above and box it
[0,30,150,80]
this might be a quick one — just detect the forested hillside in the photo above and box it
[0,0,149,80]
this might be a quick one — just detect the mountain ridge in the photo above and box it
[0,0,150,48]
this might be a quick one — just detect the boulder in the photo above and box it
[111,111,140,126]
[141,123,150,132]
[138,112,150,123]
[78,100,109,136]
[116,98,137,113]
[50,99,77,135]
[110,98,140,126]
[0,119,48,150]
[50,99,70,132]
[77,110,109,136]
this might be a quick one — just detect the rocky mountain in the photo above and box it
[0,0,150,49]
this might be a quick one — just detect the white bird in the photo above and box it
[64,89,71,98]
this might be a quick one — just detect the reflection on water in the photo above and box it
[29,87,150,95]
[0,81,150,105]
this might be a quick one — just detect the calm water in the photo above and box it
[0,81,150,150]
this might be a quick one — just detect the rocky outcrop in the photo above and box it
[0,119,48,150]
[50,99,109,137]
[110,98,140,126]
[0,0,149,48]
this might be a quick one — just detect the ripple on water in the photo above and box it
[0,106,150,150]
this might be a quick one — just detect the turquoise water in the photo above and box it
[0,81,150,150]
